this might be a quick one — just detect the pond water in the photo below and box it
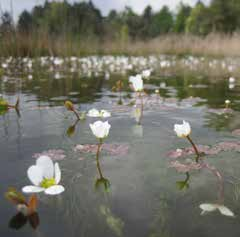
[1,56,240,237]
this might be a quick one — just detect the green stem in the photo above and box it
[138,91,144,125]
[185,172,190,182]
[186,135,199,163]
[96,142,103,179]
[72,109,80,120]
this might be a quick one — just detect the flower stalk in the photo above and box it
[138,91,144,125]
[96,140,103,179]
[186,135,200,163]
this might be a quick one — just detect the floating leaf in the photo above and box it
[169,160,203,173]
[74,143,129,156]
[167,141,240,159]
[207,108,233,115]
[33,149,66,161]
[232,129,240,136]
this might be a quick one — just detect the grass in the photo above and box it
[1,33,240,58]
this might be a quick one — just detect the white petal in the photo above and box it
[27,165,43,185]
[87,108,100,117]
[36,156,54,179]
[44,185,65,195]
[218,206,235,217]
[54,163,61,184]
[199,203,217,212]
[22,185,44,193]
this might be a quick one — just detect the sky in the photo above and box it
[0,0,210,21]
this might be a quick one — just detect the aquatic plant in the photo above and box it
[90,121,111,191]
[89,121,111,141]
[112,80,124,105]
[87,109,111,118]
[129,74,145,125]
[5,188,38,216]
[174,120,200,162]
[65,100,85,121]
[0,97,19,115]
[225,99,231,109]
[22,156,65,195]
[5,188,40,229]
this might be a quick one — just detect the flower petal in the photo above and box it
[36,156,54,179]
[54,163,61,184]
[218,205,235,217]
[87,108,100,117]
[27,165,43,185]
[199,203,217,212]
[22,186,44,193]
[44,185,65,195]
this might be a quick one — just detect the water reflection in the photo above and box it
[95,144,111,193]
[66,119,79,137]
[9,212,40,230]
[1,57,240,236]
[176,172,190,190]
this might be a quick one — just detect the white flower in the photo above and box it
[129,74,143,92]
[200,203,234,217]
[87,108,100,117]
[160,82,166,88]
[229,83,235,89]
[142,69,151,79]
[225,100,231,105]
[229,77,235,83]
[22,156,65,195]
[2,63,8,69]
[174,120,191,138]
[90,121,111,139]
[87,109,111,118]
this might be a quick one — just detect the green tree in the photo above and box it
[0,11,14,34]
[210,0,239,33]
[186,1,211,35]
[149,6,173,37]
[141,5,153,38]
[18,10,34,33]
[174,2,192,33]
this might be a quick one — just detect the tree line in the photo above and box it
[1,0,240,41]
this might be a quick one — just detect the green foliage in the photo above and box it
[174,3,192,33]
[2,0,240,42]
[149,6,173,37]
[186,1,211,35]
[209,0,240,33]
[0,98,9,110]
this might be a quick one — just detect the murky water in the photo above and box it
[1,56,240,237]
